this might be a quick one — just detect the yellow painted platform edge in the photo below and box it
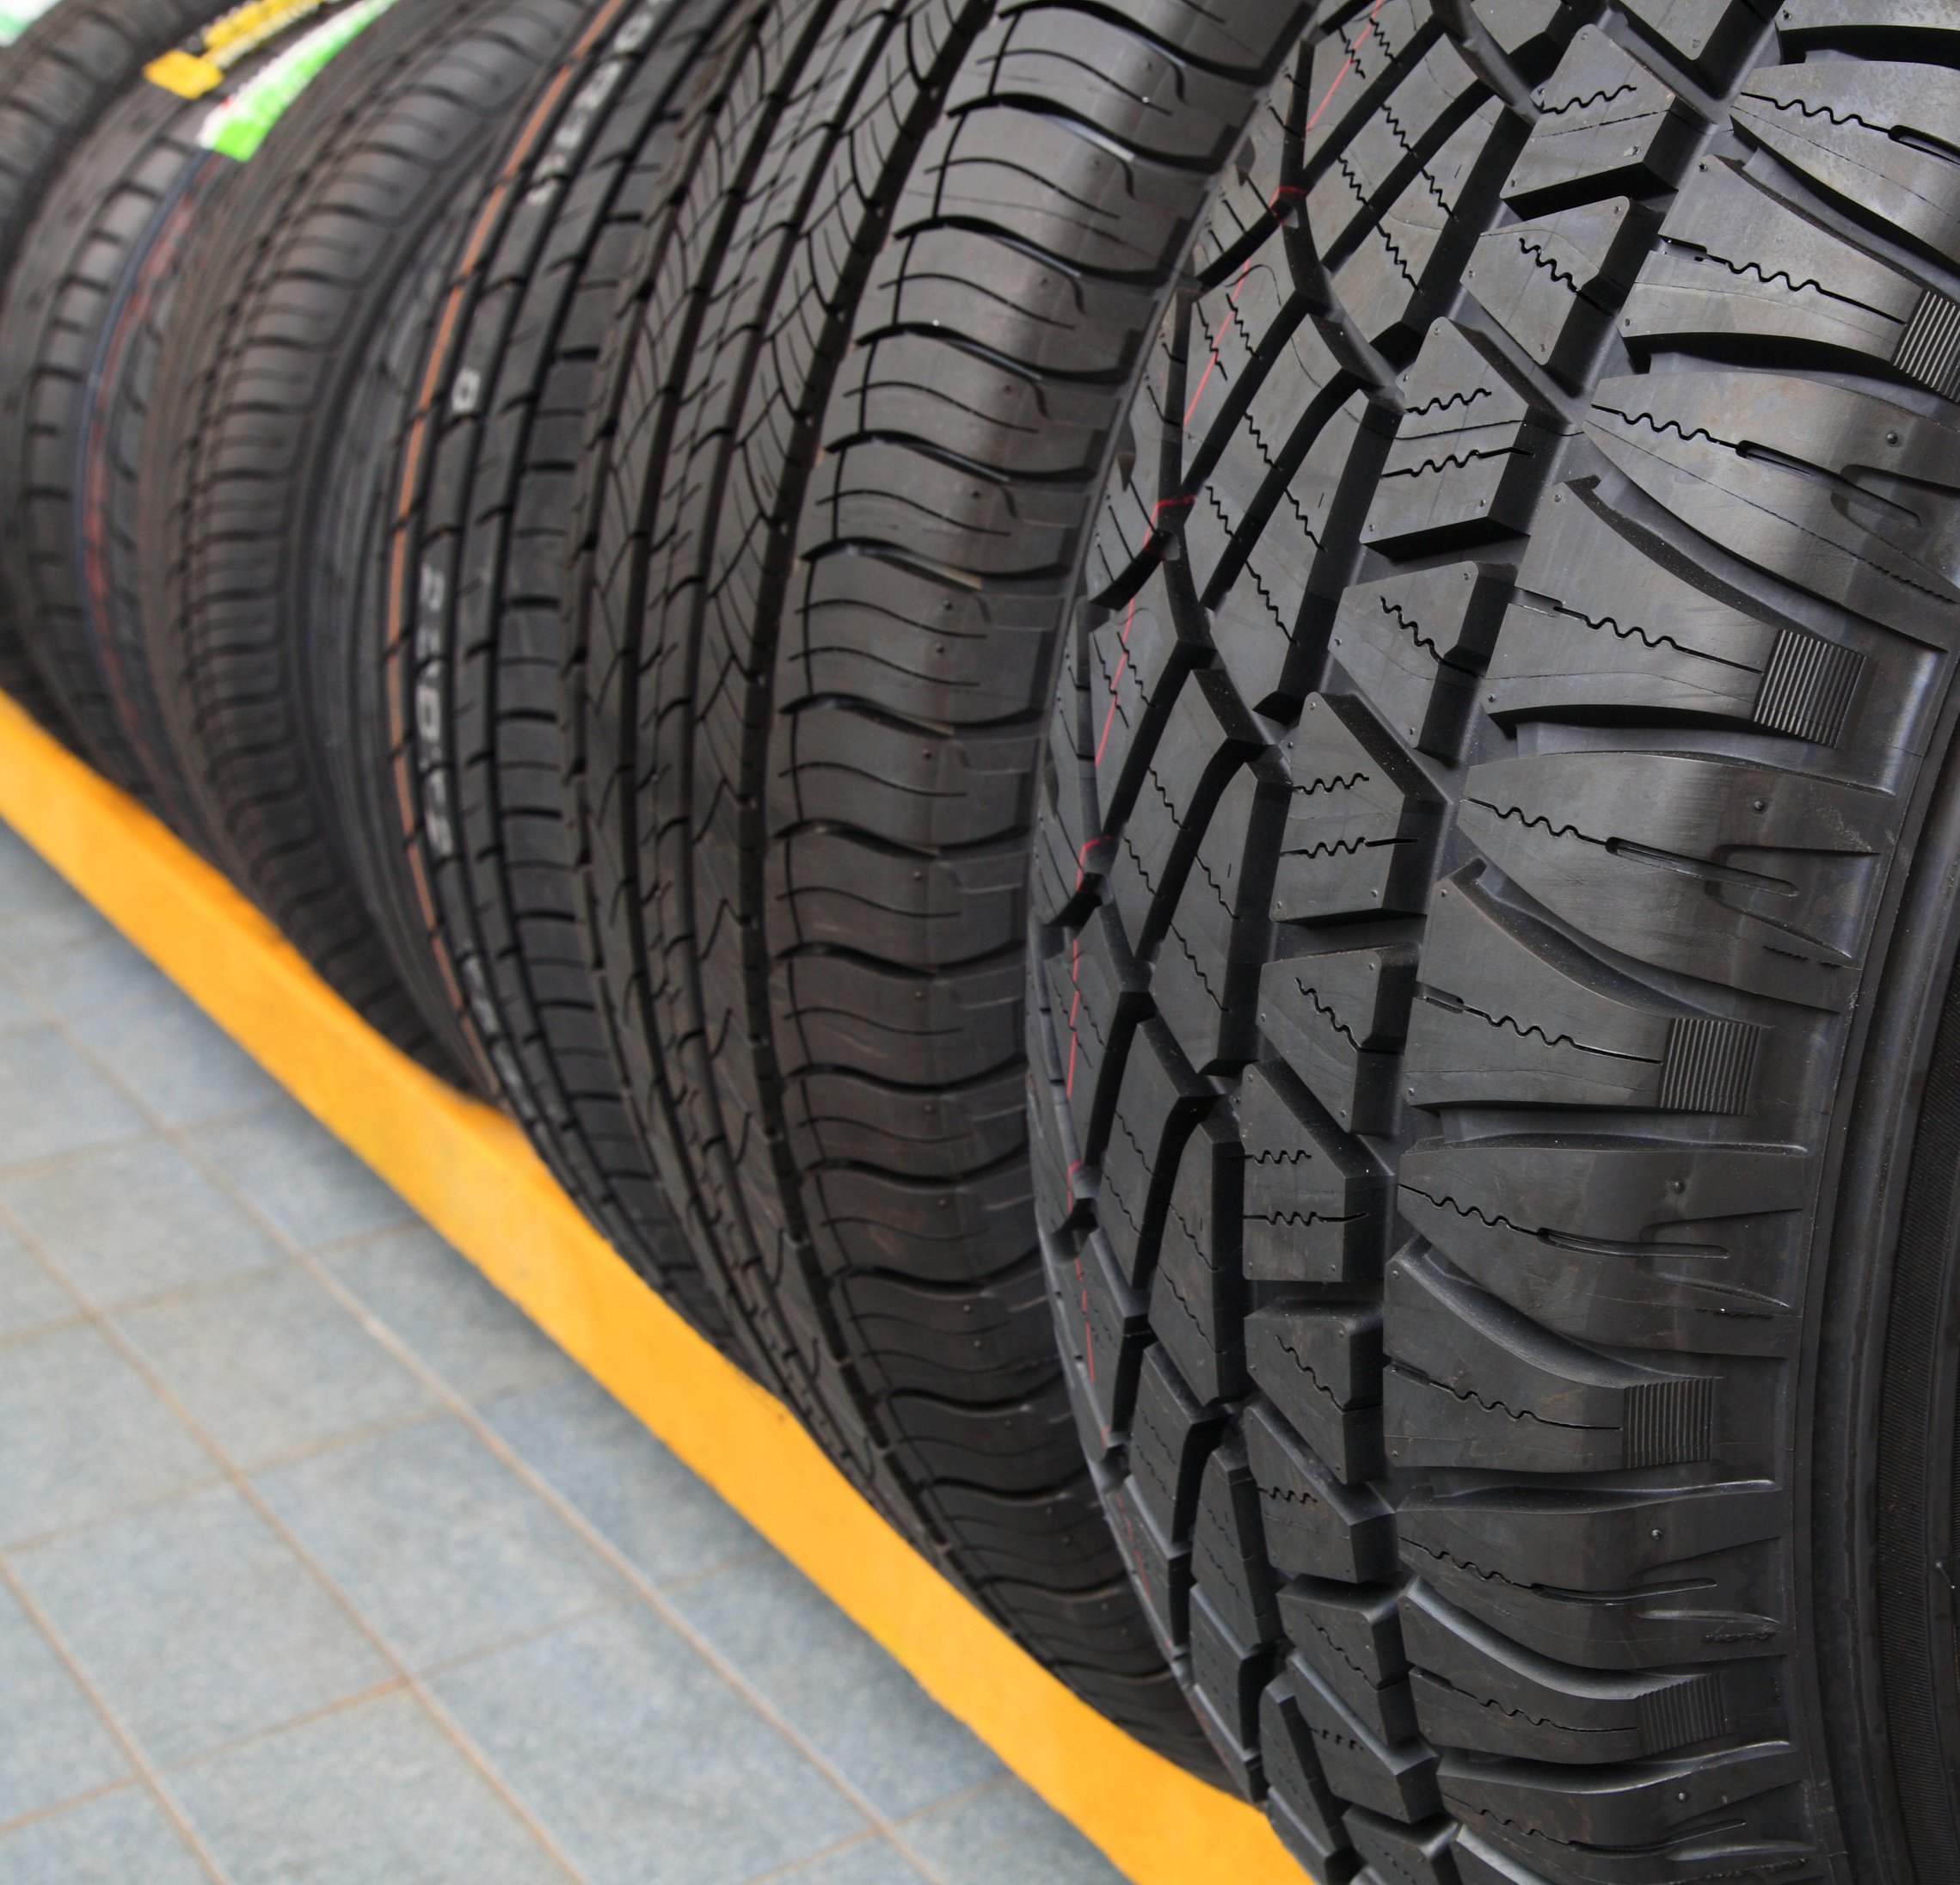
[0,692,1307,1885]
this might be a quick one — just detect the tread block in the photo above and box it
[1457,746,1889,1010]
[1583,366,1960,634]
[1238,1061,1389,1285]
[1089,583,1187,824]
[1396,1481,1787,1667]
[1489,484,1865,741]
[1292,1657,1444,1824]
[1306,38,1484,265]
[1247,1304,1387,1484]
[1099,1018,1210,1286]
[1150,764,1279,1077]
[1503,28,1699,214]
[1274,692,1444,920]
[1260,943,1418,1134]
[1343,1807,1465,1885]
[1150,1116,1250,1403]
[1735,59,1960,268]
[1404,1582,1727,1764]
[1330,562,1512,761]
[1404,871,1760,1114]
[790,543,1060,724]
[1056,1226,1151,1446]
[1363,322,1565,555]
[786,1065,1025,1179]
[1447,1830,1557,1885]
[1441,1739,1811,1884]
[1466,197,1656,386]
[1107,673,1256,949]
[1192,1440,1284,1645]
[814,1161,1035,1282]
[1332,99,1508,350]
[777,707,1036,848]
[1206,381,1371,715]
[1621,157,1951,393]
[1262,1675,1361,1879]
[1107,1478,1190,1660]
[1281,1578,1421,1746]
[774,953,1023,1085]
[1623,0,1777,84]
[1398,1135,1806,1354]
[1051,906,1142,1156]
[1244,1401,1398,1583]
[1296,0,1435,180]
[1128,1342,1227,1539]
[1191,1583,1274,1792]
[1385,1247,1718,1473]
[767,832,1025,965]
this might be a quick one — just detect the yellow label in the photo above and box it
[201,0,322,59]
[144,48,225,97]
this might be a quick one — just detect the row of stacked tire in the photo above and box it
[3,0,1955,1878]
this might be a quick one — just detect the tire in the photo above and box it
[138,0,581,1074]
[0,0,383,826]
[0,0,213,741]
[1007,3,1960,1883]
[375,0,742,1345]
[560,0,1315,1770]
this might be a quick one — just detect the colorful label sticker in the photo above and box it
[195,0,397,159]
[145,0,340,99]
[0,0,63,48]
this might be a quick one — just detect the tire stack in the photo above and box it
[4,0,1957,1879]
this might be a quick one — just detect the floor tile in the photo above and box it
[114,1267,433,1470]
[0,1323,218,1545]
[173,1690,565,1885]
[482,1376,760,1587]
[0,972,31,1033]
[431,1607,864,1885]
[255,1415,622,1670]
[0,1580,128,1824]
[11,1484,390,1769]
[667,1553,998,1817]
[323,1225,574,1404]
[0,926,170,1023]
[899,1778,1126,1885]
[2,1139,281,1309]
[0,1029,145,1171]
[0,1219,72,1341]
[0,1785,209,1885]
[770,1839,937,1885]
[183,1098,411,1248]
[0,828,77,920]
[63,985,279,1128]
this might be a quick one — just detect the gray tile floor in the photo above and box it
[0,826,1127,1885]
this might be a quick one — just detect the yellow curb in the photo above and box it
[0,690,1308,1885]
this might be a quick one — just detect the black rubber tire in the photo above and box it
[376,0,743,1348]
[560,0,1315,1771]
[0,0,212,739]
[991,3,1960,1882]
[137,0,581,1074]
[0,0,372,826]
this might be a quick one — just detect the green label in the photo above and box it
[197,0,397,161]
[0,0,63,47]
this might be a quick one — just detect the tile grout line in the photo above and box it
[0,1193,593,1885]
[0,1552,236,1885]
[0,1773,143,1845]
[8,915,974,1885]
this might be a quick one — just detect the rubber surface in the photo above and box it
[1012,0,1960,1880]
[0,0,367,826]
[383,0,744,1348]
[0,0,213,740]
[561,0,1325,1769]
[138,0,582,1073]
